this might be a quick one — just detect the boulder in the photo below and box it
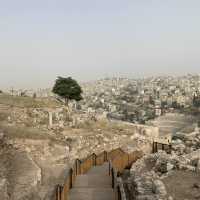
[153,180,167,197]
[166,163,174,171]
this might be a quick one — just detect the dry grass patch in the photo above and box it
[0,94,60,108]
[78,119,134,134]
[0,123,49,140]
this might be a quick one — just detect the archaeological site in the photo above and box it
[1,1,200,199]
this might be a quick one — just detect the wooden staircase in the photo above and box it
[55,149,143,200]
[69,163,115,200]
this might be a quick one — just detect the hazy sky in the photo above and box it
[0,0,200,89]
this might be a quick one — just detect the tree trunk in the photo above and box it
[65,98,69,106]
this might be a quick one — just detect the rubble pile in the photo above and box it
[172,126,200,155]
[5,107,69,130]
[0,131,70,200]
[125,125,200,200]
[0,119,159,200]
[60,119,158,162]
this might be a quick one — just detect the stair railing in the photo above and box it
[152,141,172,154]
[55,148,143,200]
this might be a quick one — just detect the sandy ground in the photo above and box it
[163,170,200,200]
[148,113,196,135]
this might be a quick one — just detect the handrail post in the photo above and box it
[117,186,121,200]
[104,151,107,162]
[111,168,115,188]
[93,153,97,166]
[128,153,130,167]
[155,142,157,152]
[56,185,62,200]
[56,185,59,200]
[76,159,81,175]
[152,142,154,153]
[76,159,78,175]
[109,161,111,176]
[69,168,73,189]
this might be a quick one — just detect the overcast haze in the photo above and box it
[0,0,200,89]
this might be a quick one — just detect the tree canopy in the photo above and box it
[52,77,83,105]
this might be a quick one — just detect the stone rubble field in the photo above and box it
[0,95,199,200]
[0,113,157,200]
[124,126,200,200]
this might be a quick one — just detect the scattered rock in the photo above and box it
[193,183,200,189]
[153,179,167,197]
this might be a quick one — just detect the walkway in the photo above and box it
[69,162,115,200]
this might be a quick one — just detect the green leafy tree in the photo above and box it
[52,76,83,105]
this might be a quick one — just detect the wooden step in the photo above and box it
[69,162,115,200]
[87,163,109,175]
[73,175,112,188]
[69,188,115,200]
